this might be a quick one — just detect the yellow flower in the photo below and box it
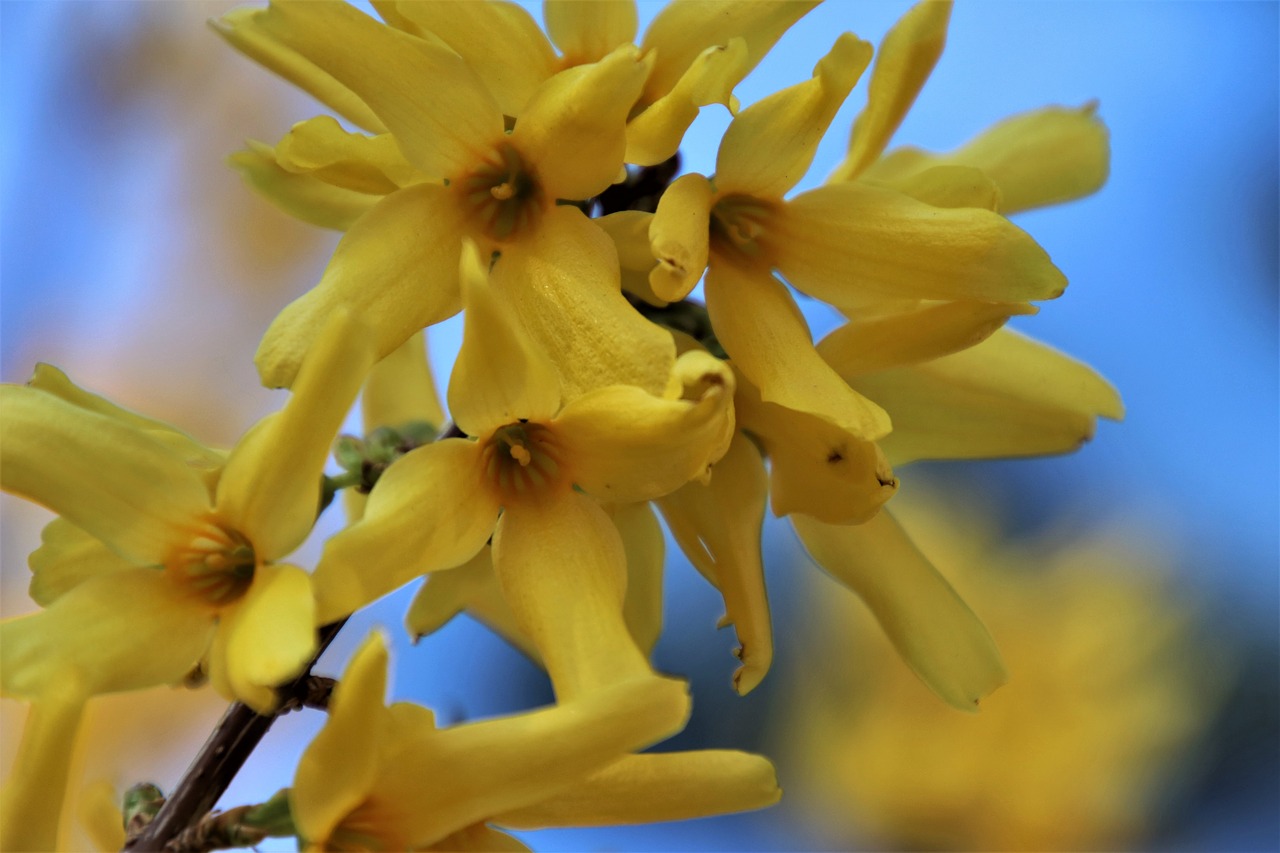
[647,0,1069,441]
[0,309,376,714]
[312,243,734,700]
[216,0,701,399]
[787,495,1223,851]
[291,632,777,851]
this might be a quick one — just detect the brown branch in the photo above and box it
[123,619,345,852]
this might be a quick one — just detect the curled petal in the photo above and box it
[312,439,499,625]
[257,0,502,179]
[492,206,674,398]
[657,431,773,694]
[843,329,1125,464]
[816,299,1037,377]
[275,116,420,194]
[229,142,378,231]
[704,262,890,440]
[361,331,445,434]
[216,564,317,714]
[735,374,897,525]
[835,0,952,181]
[769,183,1067,306]
[648,173,714,302]
[792,511,1007,711]
[388,0,557,116]
[554,351,736,504]
[492,490,653,700]
[545,0,638,65]
[28,518,135,606]
[625,38,749,166]
[0,679,88,852]
[449,240,561,437]
[716,32,873,198]
[212,6,386,132]
[1,568,212,700]
[862,103,1110,214]
[511,46,650,200]
[0,385,209,566]
[293,632,389,846]
[640,1,818,105]
[255,183,465,389]
[376,675,690,848]
[496,750,781,828]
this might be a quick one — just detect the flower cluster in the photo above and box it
[0,1,1120,850]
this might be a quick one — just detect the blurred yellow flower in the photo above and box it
[787,495,1223,852]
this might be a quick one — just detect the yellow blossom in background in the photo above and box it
[786,493,1224,852]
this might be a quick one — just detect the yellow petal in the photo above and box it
[1,568,212,699]
[624,37,749,166]
[27,518,134,607]
[218,564,317,714]
[553,351,735,505]
[815,299,1037,377]
[361,331,445,434]
[0,385,209,566]
[835,0,952,182]
[220,309,377,562]
[545,0,638,65]
[211,7,387,133]
[293,632,388,846]
[510,46,649,200]
[491,205,674,398]
[704,262,890,440]
[610,502,665,656]
[769,183,1067,306]
[495,750,780,828]
[648,173,714,302]
[491,490,653,700]
[843,328,1124,464]
[884,163,1002,210]
[79,780,125,853]
[405,548,542,664]
[375,675,691,848]
[862,103,1111,214]
[387,0,557,116]
[275,116,420,195]
[0,680,87,853]
[255,182,465,389]
[313,440,498,625]
[422,823,530,852]
[792,511,1007,711]
[735,374,897,525]
[594,211,664,306]
[229,142,379,232]
[716,33,872,199]
[448,240,561,437]
[656,431,772,695]
[256,1,502,179]
[640,1,818,105]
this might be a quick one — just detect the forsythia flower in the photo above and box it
[0,311,374,850]
[312,243,735,700]
[788,497,1222,851]
[286,632,777,851]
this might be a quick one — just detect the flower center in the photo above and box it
[709,194,777,265]
[458,143,543,242]
[168,519,257,607]
[480,422,564,502]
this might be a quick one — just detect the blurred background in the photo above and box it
[1,1,1276,850]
